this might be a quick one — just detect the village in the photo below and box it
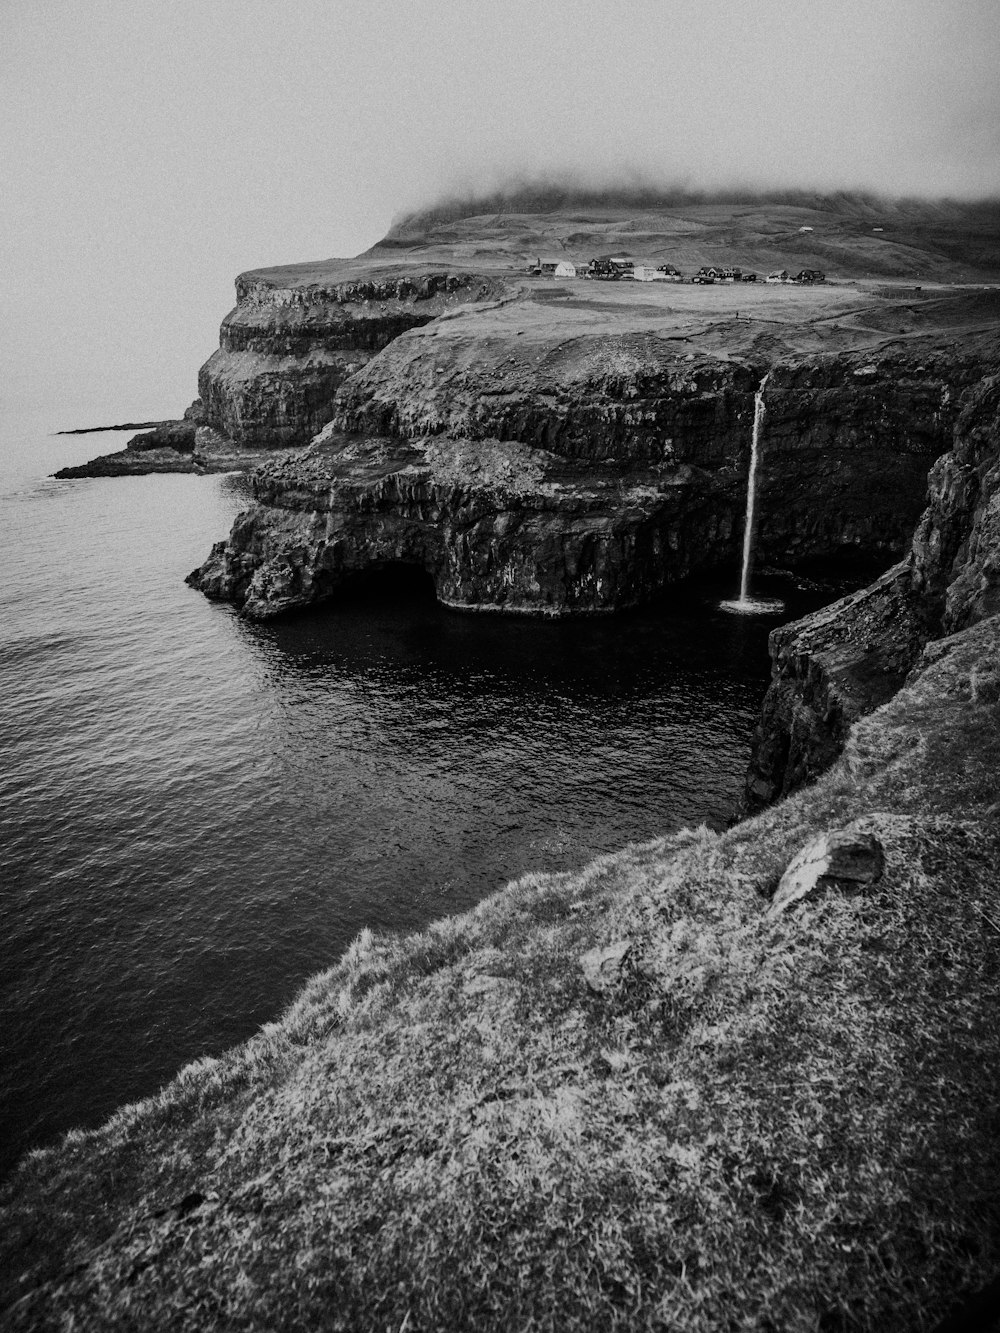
[530,255,826,284]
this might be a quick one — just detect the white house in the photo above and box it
[633,265,672,282]
[554,261,577,278]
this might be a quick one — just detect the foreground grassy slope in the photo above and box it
[2,612,1000,1330]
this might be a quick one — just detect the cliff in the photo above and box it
[198,270,509,449]
[744,373,1000,810]
[187,276,1000,619]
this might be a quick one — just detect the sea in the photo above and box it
[0,402,845,1179]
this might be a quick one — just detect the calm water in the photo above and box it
[0,405,839,1178]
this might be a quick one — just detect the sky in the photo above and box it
[3,0,999,420]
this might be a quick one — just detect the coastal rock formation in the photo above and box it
[189,427,740,618]
[54,419,199,479]
[188,319,992,619]
[743,373,1000,811]
[8,196,1000,1332]
[197,271,507,449]
[52,410,300,480]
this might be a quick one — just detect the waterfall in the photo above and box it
[720,373,782,616]
[738,373,769,603]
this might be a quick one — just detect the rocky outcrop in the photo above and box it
[188,318,993,620]
[52,407,300,480]
[768,825,885,916]
[54,419,199,478]
[197,272,508,449]
[188,428,737,618]
[743,373,1000,812]
[911,374,1000,631]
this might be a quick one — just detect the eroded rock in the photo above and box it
[744,374,1000,814]
[769,828,885,917]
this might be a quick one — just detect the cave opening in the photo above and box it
[333,561,438,606]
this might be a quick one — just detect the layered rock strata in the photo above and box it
[197,272,507,449]
[189,429,737,618]
[743,373,1000,811]
[188,318,992,620]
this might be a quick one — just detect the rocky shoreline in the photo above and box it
[52,409,301,480]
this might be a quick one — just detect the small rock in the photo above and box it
[769,830,885,917]
[580,941,632,992]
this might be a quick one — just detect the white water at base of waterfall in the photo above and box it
[719,595,787,614]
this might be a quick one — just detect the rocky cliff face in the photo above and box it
[189,428,741,619]
[743,373,1000,811]
[197,272,507,449]
[188,307,993,620]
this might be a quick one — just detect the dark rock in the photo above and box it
[53,419,298,480]
[743,373,1000,814]
[769,828,885,916]
[126,422,197,454]
[188,332,994,620]
[56,419,172,435]
[198,272,508,449]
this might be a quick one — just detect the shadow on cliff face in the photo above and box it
[327,561,438,607]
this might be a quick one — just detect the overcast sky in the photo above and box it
[3,0,999,418]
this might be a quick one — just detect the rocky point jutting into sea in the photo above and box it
[13,192,1000,1330]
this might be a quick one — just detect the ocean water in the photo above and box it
[0,405,835,1178]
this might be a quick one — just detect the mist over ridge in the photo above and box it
[387,171,1000,240]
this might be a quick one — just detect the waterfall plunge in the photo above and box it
[720,373,784,615]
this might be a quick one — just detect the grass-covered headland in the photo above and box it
[2,605,999,1329]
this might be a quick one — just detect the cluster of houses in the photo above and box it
[529,257,826,285]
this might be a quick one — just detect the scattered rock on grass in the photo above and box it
[769,829,885,917]
[580,941,632,992]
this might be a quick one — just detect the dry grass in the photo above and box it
[2,619,1000,1332]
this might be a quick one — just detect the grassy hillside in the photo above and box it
[371,188,1000,283]
[2,611,1000,1331]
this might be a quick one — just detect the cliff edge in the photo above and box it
[177,196,1000,618]
[744,374,1000,811]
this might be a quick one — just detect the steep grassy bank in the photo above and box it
[2,601,999,1328]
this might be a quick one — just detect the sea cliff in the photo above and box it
[186,268,999,620]
[744,373,1000,811]
[12,195,1000,1331]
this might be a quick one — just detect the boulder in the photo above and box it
[769,829,885,917]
